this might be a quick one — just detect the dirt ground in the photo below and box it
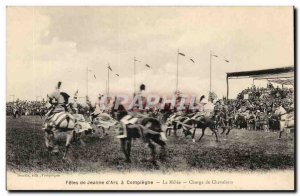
[6,116,294,173]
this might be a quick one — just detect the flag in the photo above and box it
[224,58,230,63]
[57,81,62,89]
[93,74,96,79]
[116,74,119,77]
[145,64,151,68]
[108,66,112,71]
[190,58,195,63]
[134,58,141,62]
[178,52,185,56]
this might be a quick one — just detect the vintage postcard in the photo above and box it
[6,6,295,191]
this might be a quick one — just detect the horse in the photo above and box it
[175,113,219,143]
[191,116,219,143]
[114,103,167,164]
[43,111,77,159]
[275,106,294,138]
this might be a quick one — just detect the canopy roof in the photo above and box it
[227,66,294,85]
[267,78,294,85]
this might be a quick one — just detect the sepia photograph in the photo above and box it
[6,6,295,191]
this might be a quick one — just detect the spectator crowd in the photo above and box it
[6,82,294,132]
[222,82,294,132]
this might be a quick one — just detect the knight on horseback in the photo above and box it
[117,83,147,139]
[42,82,75,158]
[43,81,69,130]
[114,84,167,164]
[190,95,213,123]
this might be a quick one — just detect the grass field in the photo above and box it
[6,116,294,173]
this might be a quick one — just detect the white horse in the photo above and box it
[43,112,77,158]
[275,106,294,138]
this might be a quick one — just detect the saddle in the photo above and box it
[43,111,74,131]
[121,114,140,125]
[119,116,161,139]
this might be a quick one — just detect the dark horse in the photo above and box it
[180,116,219,143]
[114,103,166,164]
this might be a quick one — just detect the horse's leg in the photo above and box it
[126,139,132,162]
[183,127,191,138]
[212,128,219,142]
[167,128,171,136]
[152,136,166,161]
[220,127,226,134]
[279,130,284,139]
[120,139,127,161]
[198,128,205,142]
[63,131,74,159]
[72,129,77,143]
[226,127,231,135]
[121,139,130,163]
[192,127,197,143]
[44,131,53,150]
[98,127,104,138]
[51,129,59,154]
[79,136,86,146]
[211,126,219,142]
[147,140,157,165]
[278,121,285,139]
[173,124,178,137]
[104,127,108,136]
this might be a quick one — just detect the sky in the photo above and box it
[7,7,294,103]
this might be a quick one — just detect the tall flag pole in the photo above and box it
[134,57,136,94]
[107,64,113,96]
[133,57,141,94]
[86,67,93,99]
[209,51,212,93]
[86,66,89,98]
[176,50,186,92]
[209,51,228,97]
[176,49,179,92]
[107,64,109,95]
[209,51,218,94]
[106,80,108,95]
[133,57,149,94]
